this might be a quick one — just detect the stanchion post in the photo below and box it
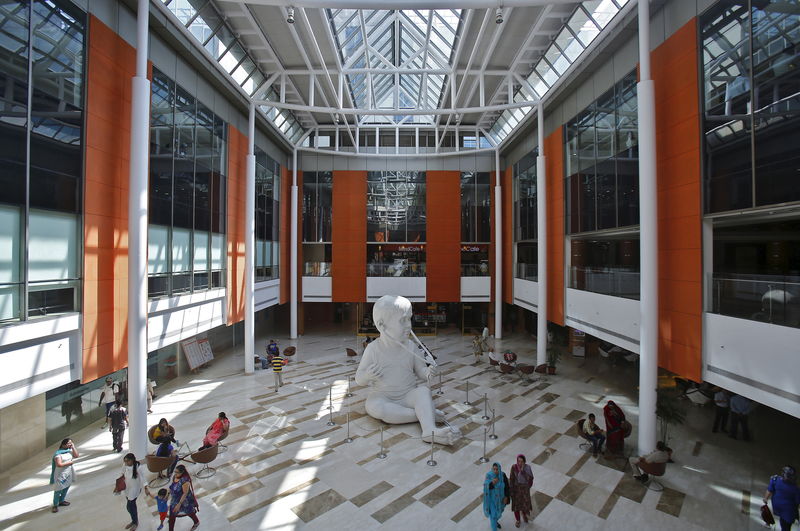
[327,386,333,410]
[436,371,444,395]
[482,393,490,420]
[344,411,353,443]
[479,427,489,463]
[377,426,387,459]
[463,377,471,406]
[426,431,437,467]
[489,408,498,440]
[346,376,353,398]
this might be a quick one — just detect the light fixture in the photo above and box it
[287,6,295,24]
[495,7,503,24]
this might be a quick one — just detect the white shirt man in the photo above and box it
[98,378,119,428]
[629,442,670,481]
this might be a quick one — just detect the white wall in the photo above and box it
[513,278,538,311]
[147,289,226,352]
[302,277,332,302]
[461,277,491,302]
[564,289,640,353]
[0,315,82,409]
[704,313,800,419]
[255,280,281,311]
[367,277,426,302]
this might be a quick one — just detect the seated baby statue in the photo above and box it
[355,295,461,445]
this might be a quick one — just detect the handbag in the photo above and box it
[114,475,126,494]
[760,503,775,526]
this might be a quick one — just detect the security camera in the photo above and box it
[287,6,295,24]
[495,8,503,24]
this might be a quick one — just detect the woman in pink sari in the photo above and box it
[199,412,229,450]
[603,401,626,454]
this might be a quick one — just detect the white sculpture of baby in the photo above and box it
[355,295,461,445]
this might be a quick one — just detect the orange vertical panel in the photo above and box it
[653,18,703,381]
[331,171,367,301]
[226,125,247,325]
[544,126,565,325]
[81,16,135,382]
[426,171,461,302]
[502,166,514,304]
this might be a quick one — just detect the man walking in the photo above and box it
[729,394,753,441]
[712,388,729,433]
[108,399,128,452]
[271,351,285,392]
[98,377,119,429]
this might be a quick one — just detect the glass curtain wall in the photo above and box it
[367,171,426,276]
[0,0,85,323]
[255,147,280,281]
[564,70,639,299]
[513,151,537,280]
[302,171,332,276]
[461,172,491,276]
[700,0,800,213]
[148,68,227,298]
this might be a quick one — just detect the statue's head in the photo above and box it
[373,295,412,343]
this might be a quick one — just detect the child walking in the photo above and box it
[144,486,169,530]
[271,352,285,392]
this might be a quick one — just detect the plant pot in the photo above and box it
[547,366,556,375]
[535,364,548,374]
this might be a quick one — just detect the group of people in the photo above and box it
[483,455,535,530]
[712,388,754,441]
[581,401,629,457]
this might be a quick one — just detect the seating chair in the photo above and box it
[217,431,228,454]
[186,444,219,478]
[283,346,296,357]
[144,454,174,487]
[345,348,358,364]
[148,425,176,446]
[637,460,666,491]
[576,419,593,452]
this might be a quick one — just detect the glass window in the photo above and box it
[569,236,640,299]
[254,146,281,282]
[367,171,426,243]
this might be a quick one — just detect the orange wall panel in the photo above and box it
[502,166,514,304]
[544,126,565,325]
[226,125,248,325]
[653,18,703,381]
[332,171,366,301]
[81,16,135,382]
[426,171,461,302]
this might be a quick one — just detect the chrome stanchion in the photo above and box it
[463,377,471,406]
[426,431,437,467]
[489,408,498,440]
[346,376,353,398]
[436,371,444,395]
[377,426,387,459]
[481,393,490,420]
[326,386,336,426]
[479,427,489,463]
[344,411,353,443]
[327,386,333,410]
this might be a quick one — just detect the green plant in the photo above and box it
[656,389,687,444]
[546,348,561,368]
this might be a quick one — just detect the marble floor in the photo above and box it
[1,325,797,531]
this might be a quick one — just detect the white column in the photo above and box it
[244,104,255,374]
[637,0,658,455]
[127,0,150,460]
[536,103,548,368]
[494,149,503,339]
[290,149,298,339]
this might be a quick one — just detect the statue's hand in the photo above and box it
[425,364,439,379]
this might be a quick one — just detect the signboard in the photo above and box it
[181,337,214,370]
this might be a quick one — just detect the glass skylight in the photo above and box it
[327,9,463,124]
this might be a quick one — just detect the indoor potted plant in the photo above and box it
[546,348,560,375]
[656,388,687,446]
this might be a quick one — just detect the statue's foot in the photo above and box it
[422,426,462,445]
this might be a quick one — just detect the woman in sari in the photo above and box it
[50,438,79,513]
[604,401,626,454]
[483,462,509,531]
[199,412,229,450]
[168,465,199,531]
[509,454,534,527]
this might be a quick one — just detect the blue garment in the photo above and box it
[730,395,752,415]
[769,476,800,524]
[483,462,506,531]
[156,496,168,513]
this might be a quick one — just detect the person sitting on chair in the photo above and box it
[629,441,671,483]
[583,413,606,457]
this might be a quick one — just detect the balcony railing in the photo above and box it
[304,262,331,277]
[516,263,538,281]
[569,266,640,300]
[710,275,800,328]
[367,262,427,277]
[461,263,490,277]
